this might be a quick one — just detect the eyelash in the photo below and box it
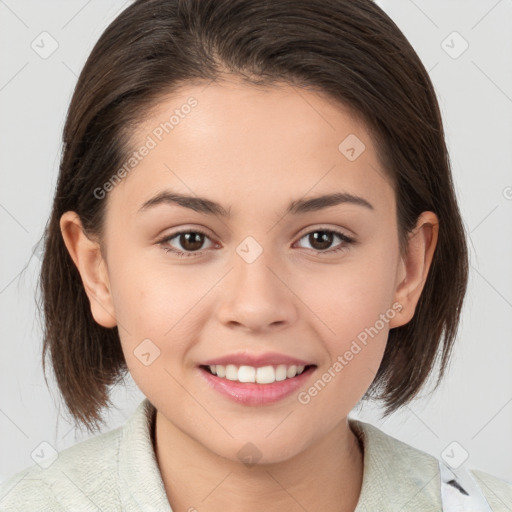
[157,227,355,259]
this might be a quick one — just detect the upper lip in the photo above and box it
[200,352,315,367]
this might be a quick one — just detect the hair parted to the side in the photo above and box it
[39,0,468,433]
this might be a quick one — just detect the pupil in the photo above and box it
[178,231,333,252]
[310,231,332,250]
[181,232,204,251]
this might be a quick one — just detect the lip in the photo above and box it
[200,351,314,367]
[197,364,317,406]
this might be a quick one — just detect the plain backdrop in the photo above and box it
[1,0,511,485]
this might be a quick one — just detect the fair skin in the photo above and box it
[60,78,438,512]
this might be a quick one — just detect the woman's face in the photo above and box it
[82,79,427,463]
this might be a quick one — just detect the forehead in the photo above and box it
[108,78,394,219]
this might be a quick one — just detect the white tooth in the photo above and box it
[238,365,256,383]
[212,364,306,383]
[225,364,238,380]
[256,365,276,384]
[286,365,297,378]
[275,364,287,381]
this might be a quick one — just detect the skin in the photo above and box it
[61,78,438,512]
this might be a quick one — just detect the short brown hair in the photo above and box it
[40,0,468,433]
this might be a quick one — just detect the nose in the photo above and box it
[216,250,299,334]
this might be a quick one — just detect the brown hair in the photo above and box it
[40,0,468,433]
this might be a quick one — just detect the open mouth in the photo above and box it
[197,362,318,405]
[199,363,317,384]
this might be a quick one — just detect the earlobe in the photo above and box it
[389,211,439,328]
[59,211,117,328]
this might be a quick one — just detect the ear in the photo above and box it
[60,211,117,328]
[389,211,439,328]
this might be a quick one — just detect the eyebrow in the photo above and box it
[137,190,374,217]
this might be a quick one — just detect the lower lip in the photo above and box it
[197,365,316,405]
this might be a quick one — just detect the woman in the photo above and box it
[1,0,510,510]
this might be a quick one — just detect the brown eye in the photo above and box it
[158,229,214,258]
[177,232,206,251]
[307,231,335,251]
[296,228,354,254]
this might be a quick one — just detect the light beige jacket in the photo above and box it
[1,398,511,511]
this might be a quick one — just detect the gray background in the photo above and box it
[1,0,511,485]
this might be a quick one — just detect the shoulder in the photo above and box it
[0,398,168,512]
[350,418,443,510]
[350,418,512,511]
[0,422,123,511]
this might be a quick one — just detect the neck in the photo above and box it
[153,409,364,512]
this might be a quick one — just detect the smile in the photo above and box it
[202,364,310,384]
[198,364,317,405]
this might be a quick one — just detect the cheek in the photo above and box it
[105,249,180,352]
[294,243,399,393]
[301,247,399,338]
[108,241,192,330]
[295,271,394,417]
[107,247,214,373]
